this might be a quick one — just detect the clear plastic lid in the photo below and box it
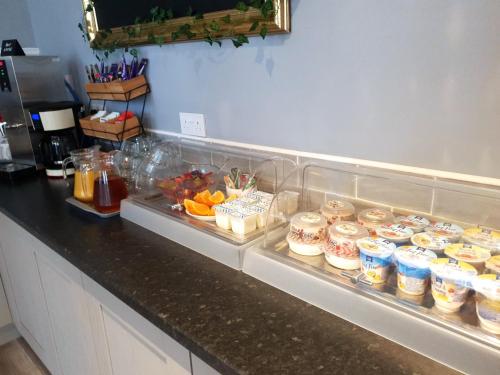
[444,243,491,264]
[472,274,500,301]
[320,200,355,217]
[327,222,368,241]
[410,232,450,252]
[462,227,500,252]
[395,246,438,269]
[375,224,414,242]
[430,258,477,285]
[357,208,395,225]
[356,237,396,258]
[485,255,500,274]
[290,212,328,231]
[395,215,430,232]
[425,222,464,239]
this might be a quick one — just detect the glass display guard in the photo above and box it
[262,161,500,349]
[131,139,297,245]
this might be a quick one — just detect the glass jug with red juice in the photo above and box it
[92,153,128,213]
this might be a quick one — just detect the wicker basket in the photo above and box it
[84,75,148,101]
[79,115,141,141]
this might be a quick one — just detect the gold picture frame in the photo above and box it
[82,1,290,49]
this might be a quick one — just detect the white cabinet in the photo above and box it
[37,253,102,375]
[0,216,59,374]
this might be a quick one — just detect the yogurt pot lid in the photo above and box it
[356,237,396,258]
[411,232,450,251]
[425,222,464,237]
[320,199,355,216]
[444,243,491,263]
[486,255,500,273]
[395,246,437,268]
[430,258,477,285]
[358,208,394,223]
[396,215,430,230]
[472,274,500,301]
[376,224,414,240]
[328,222,368,239]
[290,212,327,229]
[463,227,500,250]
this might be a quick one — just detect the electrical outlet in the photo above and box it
[179,112,206,137]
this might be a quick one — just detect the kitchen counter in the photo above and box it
[0,177,458,375]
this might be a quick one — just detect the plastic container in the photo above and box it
[444,243,491,273]
[395,215,430,233]
[430,258,477,313]
[286,212,328,256]
[320,199,355,224]
[462,227,500,254]
[323,222,369,270]
[485,255,500,276]
[394,246,437,296]
[425,222,464,242]
[230,209,257,235]
[472,274,500,334]
[410,232,450,254]
[214,205,233,230]
[375,224,414,244]
[356,237,396,283]
[357,208,394,236]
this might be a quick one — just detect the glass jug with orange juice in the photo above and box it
[62,147,99,203]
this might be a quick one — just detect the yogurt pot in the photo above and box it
[425,222,464,242]
[444,243,491,273]
[463,227,500,255]
[430,258,477,313]
[410,232,450,255]
[395,215,430,233]
[357,208,395,236]
[323,222,369,270]
[472,274,500,334]
[394,246,437,296]
[286,212,328,256]
[485,255,500,276]
[214,205,233,230]
[375,224,414,244]
[356,237,396,283]
[230,209,258,235]
[320,199,355,224]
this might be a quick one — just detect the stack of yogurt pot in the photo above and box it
[284,200,500,333]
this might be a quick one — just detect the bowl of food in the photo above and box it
[357,208,394,236]
[376,224,414,244]
[395,215,430,233]
[286,212,328,256]
[444,243,491,273]
[320,199,355,224]
[472,274,500,334]
[425,222,464,243]
[323,222,369,270]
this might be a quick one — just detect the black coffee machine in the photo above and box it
[28,102,80,177]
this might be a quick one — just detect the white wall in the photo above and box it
[0,0,36,48]
[23,0,500,178]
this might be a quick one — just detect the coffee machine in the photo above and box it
[0,56,81,179]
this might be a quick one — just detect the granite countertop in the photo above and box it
[0,177,458,375]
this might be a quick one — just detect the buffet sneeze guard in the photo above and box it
[121,139,297,269]
[244,161,500,374]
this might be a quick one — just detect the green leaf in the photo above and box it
[186,6,193,17]
[232,39,242,48]
[232,34,249,48]
[129,48,138,58]
[249,21,259,32]
[235,1,249,12]
[249,0,263,8]
[194,13,204,20]
[78,23,84,32]
[150,6,159,15]
[134,17,142,25]
[261,0,274,19]
[260,24,268,39]
[221,15,231,24]
[171,31,180,41]
[209,21,220,32]
[166,8,174,19]
[214,40,222,47]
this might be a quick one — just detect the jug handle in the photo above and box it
[62,157,73,184]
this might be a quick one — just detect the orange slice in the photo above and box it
[194,190,212,206]
[209,190,225,205]
[184,199,211,216]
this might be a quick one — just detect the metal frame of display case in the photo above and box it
[243,162,500,374]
